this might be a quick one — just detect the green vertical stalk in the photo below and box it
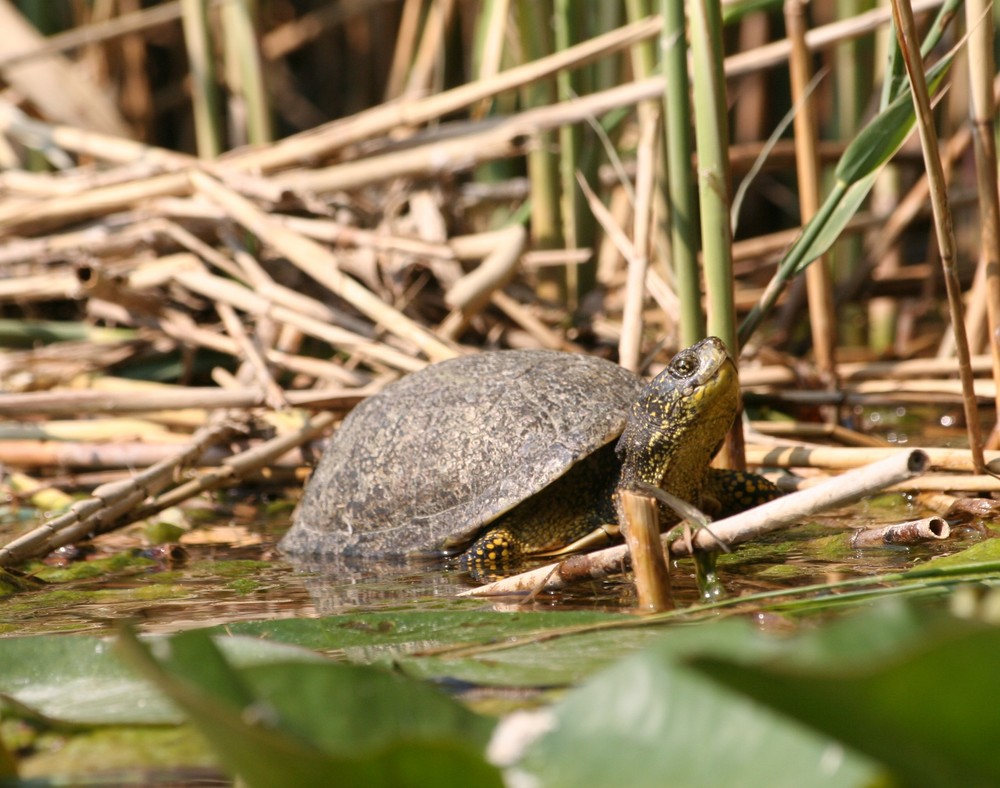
[662,0,702,346]
[836,0,873,349]
[221,0,272,145]
[515,0,563,260]
[554,0,590,305]
[181,0,223,157]
[689,0,735,352]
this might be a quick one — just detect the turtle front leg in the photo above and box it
[702,468,781,517]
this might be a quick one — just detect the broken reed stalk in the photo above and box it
[0,412,338,567]
[463,449,929,596]
[849,517,950,547]
[890,0,986,472]
[618,489,673,612]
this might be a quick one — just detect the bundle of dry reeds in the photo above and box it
[0,1,997,567]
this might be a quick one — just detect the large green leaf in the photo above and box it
[522,617,879,787]
[116,628,502,788]
[690,605,1000,787]
[0,633,322,725]
[523,602,1000,787]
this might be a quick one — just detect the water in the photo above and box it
[0,495,980,638]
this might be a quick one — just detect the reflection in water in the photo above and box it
[1,506,982,638]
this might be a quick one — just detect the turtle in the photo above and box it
[279,336,779,571]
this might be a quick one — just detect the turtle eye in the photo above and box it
[669,352,698,379]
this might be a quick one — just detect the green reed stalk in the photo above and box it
[661,0,701,346]
[661,3,702,345]
[515,0,563,257]
[221,0,272,145]
[180,0,223,157]
[554,0,591,305]
[689,0,735,352]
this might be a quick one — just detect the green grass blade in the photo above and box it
[739,54,955,346]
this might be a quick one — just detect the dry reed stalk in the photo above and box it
[747,444,999,473]
[849,378,997,399]
[965,0,1000,448]
[236,15,662,172]
[0,171,189,236]
[0,159,167,197]
[271,78,662,195]
[0,438,305,469]
[748,421,890,448]
[618,489,672,612]
[739,354,998,387]
[280,214,457,260]
[464,449,930,596]
[785,0,836,381]
[0,419,243,566]
[189,170,456,362]
[849,517,950,547]
[260,0,396,62]
[123,412,336,526]
[0,218,147,266]
[618,104,658,373]
[0,384,375,417]
[244,4,925,176]
[171,268,423,373]
[872,475,998,492]
[402,0,456,99]
[888,0,985,473]
[0,7,933,238]
[383,0,424,100]
[0,271,79,301]
[0,418,183,442]
[723,0,945,78]
[0,1,201,70]
[488,291,577,351]
[751,383,995,408]
[214,301,289,411]
[0,101,195,169]
[0,3,129,137]
[0,412,337,567]
[439,225,524,340]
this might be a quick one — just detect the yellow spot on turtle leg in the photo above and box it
[462,526,522,571]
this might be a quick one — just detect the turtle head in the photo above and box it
[615,336,739,498]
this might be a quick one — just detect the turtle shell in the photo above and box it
[281,349,643,558]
